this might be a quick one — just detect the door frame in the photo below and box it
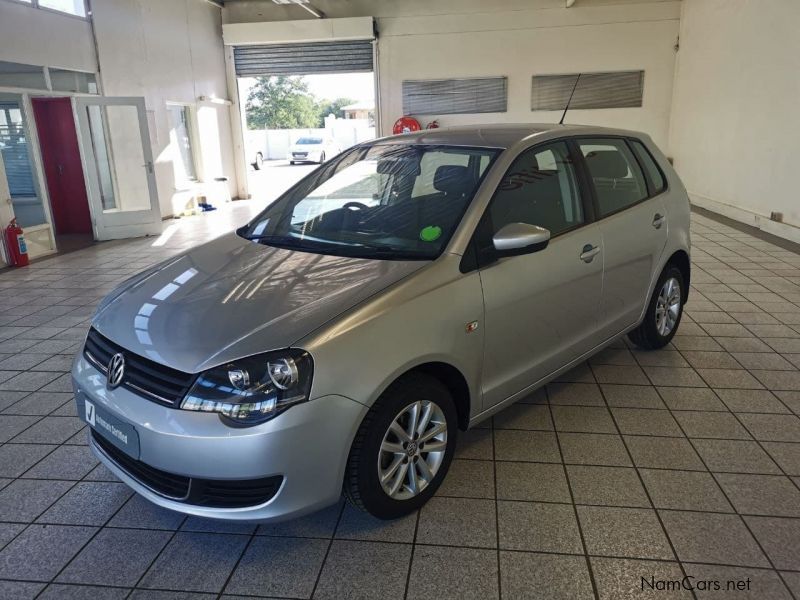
[73,96,162,240]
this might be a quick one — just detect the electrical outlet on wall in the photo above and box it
[770,212,783,223]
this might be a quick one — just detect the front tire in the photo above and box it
[629,264,685,350]
[253,152,264,170]
[344,373,457,519]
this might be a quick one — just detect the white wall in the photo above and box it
[224,0,681,151]
[0,0,97,72]
[669,0,800,240]
[92,0,238,216]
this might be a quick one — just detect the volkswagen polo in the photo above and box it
[73,124,690,521]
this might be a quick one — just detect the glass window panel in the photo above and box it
[0,61,47,90]
[38,0,86,17]
[578,138,648,217]
[167,105,197,186]
[0,100,46,226]
[49,68,98,94]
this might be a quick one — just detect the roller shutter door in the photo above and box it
[233,40,374,77]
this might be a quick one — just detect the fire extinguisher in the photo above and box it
[4,219,29,267]
[392,116,422,135]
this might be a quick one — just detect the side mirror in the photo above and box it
[492,223,551,256]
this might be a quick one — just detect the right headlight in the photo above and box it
[181,349,313,426]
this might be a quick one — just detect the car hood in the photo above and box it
[92,233,426,373]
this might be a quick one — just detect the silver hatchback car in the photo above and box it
[73,124,690,522]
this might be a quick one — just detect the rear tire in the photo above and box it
[628,264,685,350]
[319,152,326,164]
[344,373,457,519]
[253,153,263,170]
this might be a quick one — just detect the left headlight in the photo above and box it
[181,349,313,426]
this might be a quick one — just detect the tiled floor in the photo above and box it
[1,207,800,599]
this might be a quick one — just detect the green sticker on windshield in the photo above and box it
[420,225,442,242]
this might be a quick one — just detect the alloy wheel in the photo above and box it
[377,400,448,500]
[655,276,681,336]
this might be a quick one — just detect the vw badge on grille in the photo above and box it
[107,353,125,389]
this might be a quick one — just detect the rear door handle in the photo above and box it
[652,213,665,229]
[580,244,600,263]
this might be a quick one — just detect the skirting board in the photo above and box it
[689,193,800,245]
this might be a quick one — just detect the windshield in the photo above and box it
[296,137,323,145]
[240,143,501,260]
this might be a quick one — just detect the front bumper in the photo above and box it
[72,354,367,522]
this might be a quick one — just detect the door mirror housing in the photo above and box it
[492,223,551,256]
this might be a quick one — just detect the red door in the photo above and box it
[31,97,92,236]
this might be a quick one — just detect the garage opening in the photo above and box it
[232,40,377,203]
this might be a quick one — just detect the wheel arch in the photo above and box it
[395,362,472,431]
[666,249,691,302]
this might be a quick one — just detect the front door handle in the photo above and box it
[652,213,665,229]
[580,244,600,263]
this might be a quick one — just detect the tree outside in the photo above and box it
[245,76,354,129]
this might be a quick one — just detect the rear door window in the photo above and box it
[578,139,648,217]
[629,139,666,194]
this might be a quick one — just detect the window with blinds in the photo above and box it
[402,77,507,115]
[531,71,644,111]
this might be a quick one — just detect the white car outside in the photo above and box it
[289,137,341,165]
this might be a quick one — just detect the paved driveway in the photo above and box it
[0,209,799,598]
[248,160,317,204]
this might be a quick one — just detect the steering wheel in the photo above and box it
[343,201,370,211]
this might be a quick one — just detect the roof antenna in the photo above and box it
[559,73,581,125]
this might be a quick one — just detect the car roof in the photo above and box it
[372,123,646,150]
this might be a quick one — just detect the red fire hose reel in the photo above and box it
[392,116,422,135]
[4,218,29,267]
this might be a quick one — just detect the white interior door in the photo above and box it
[74,97,161,240]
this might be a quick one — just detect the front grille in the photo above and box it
[92,430,283,508]
[84,328,195,407]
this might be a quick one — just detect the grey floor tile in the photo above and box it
[762,442,800,475]
[0,390,29,412]
[11,415,85,444]
[693,438,782,474]
[633,349,689,368]
[0,524,96,581]
[644,366,708,388]
[493,403,552,430]
[591,557,691,600]
[732,352,797,371]
[335,503,416,543]
[673,411,752,439]
[738,413,800,442]
[493,429,560,462]
[455,428,494,460]
[139,532,249,593]
[257,499,342,539]
[714,473,800,517]
[744,516,800,571]
[407,545,498,600]
[612,407,683,436]
[593,364,650,385]
[0,442,56,477]
[0,478,73,521]
[602,384,665,409]
[567,465,649,507]
[657,387,726,411]
[551,405,616,433]
[547,382,604,406]
[752,369,800,391]
[22,445,97,480]
[108,494,186,530]
[681,350,742,370]
[715,389,790,413]
[497,501,582,554]
[416,496,495,548]
[783,571,800,598]
[57,528,171,586]
[225,535,328,598]
[0,521,26,549]
[0,371,60,392]
[0,415,40,442]
[640,469,733,512]
[4,391,73,416]
[0,581,46,599]
[313,540,411,600]
[501,551,593,600]
[38,584,130,600]
[578,505,673,560]
[180,516,256,535]
[496,461,570,502]
[37,481,132,525]
[683,563,793,599]
[436,459,494,499]
[625,436,706,470]
[559,432,632,466]
[659,511,769,567]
